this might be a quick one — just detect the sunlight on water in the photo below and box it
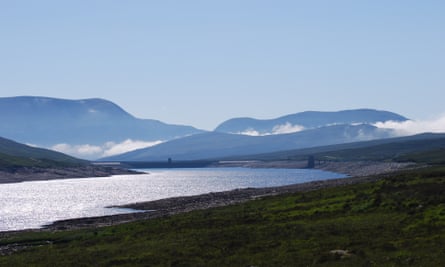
[0,168,346,231]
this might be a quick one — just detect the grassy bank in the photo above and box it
[1,166,445,266]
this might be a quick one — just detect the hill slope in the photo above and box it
[228,133,445,164]
[103,124,395,161]
[0,136,141,183]
[0,136,86,169]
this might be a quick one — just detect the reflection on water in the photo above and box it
[0,168,346,231]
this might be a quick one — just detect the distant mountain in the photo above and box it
[103,108,407,162]
[0,96,204,158]
[215,109,408,135]
[0,98,411,161]
[103,124,395,161]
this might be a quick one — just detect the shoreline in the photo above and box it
[0,161,416,235]
[215,160,416,177]
[45,174,382,231]
[0,165,142,184]
[0,160,414,185]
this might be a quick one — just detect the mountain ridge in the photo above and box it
[215,109,408,135]
[103,108,409,161]
[0,96,204,152]
[0,96,411,160]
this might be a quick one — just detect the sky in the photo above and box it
[1,1,444,131]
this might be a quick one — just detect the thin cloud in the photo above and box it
[51,139,163,160]
[102,139,163,157]
[52,143,103,157]
[237,123,305,136]
[237,128,262,136]
[271,123,305,134]
[373,114,445,136]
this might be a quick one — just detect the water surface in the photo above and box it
[0,168,346,231]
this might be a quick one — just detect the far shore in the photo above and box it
[213,160,415,177]
[0,160,415,185]
[0,165,142,184]
[0,160,417,236]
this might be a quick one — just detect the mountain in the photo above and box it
[0,96,204,158]
[104,108,407,162]
[103,123,395,161]
[0,99,410,161]
[215,109,408,135]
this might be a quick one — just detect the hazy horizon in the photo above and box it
[2,94,445,160]
[1,1,444,130]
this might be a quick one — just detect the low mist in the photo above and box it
[51,139,163,160]
[238,123,306,136]
[373,114,445,136]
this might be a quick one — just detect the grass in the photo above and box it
[1,166,445,266]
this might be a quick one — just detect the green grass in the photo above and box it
[1,167,445,266]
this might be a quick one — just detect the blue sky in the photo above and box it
[1,1,444,130]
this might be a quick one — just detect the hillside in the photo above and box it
[227,133,445,164]
[0,136,138,183]
[0,136,86,169]
[104,108,410,162]
[103,124,395,161]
